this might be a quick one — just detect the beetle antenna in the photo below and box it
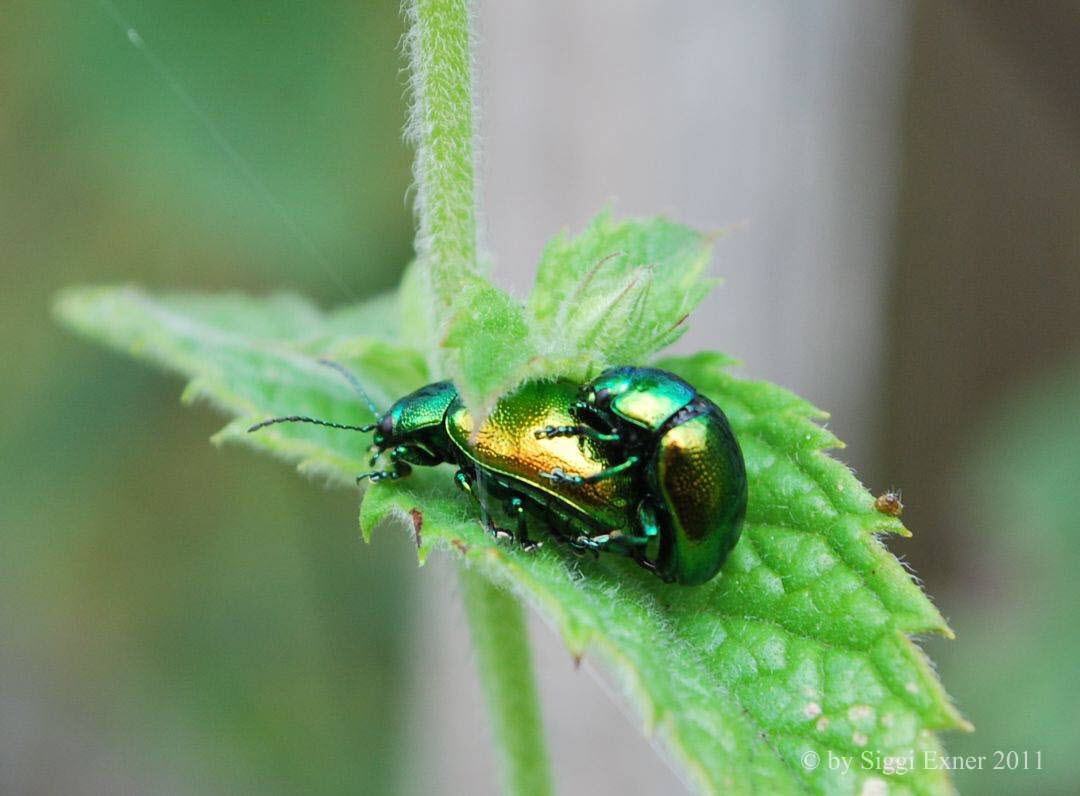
[317,358,381,417]
[247,416,376,433]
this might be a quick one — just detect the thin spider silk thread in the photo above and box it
[94,0,359,300]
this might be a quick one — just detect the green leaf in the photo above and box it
[400,255,541,418]
[54,285,425,483]
[433,210,718,417]
[528,209,717,377]
[440,274,538,417]
[56,286,965,795]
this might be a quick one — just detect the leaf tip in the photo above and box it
[357,494,381,544]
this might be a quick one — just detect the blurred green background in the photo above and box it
[2,1,417,792]
[3,1,1078,794]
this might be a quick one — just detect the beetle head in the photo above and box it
[581,366,700,432]
[366,380,458,465]
[366,412,397,464]
[581,366,638,411]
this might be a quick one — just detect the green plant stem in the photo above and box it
[460,567,554,796]
[405,0,480,313]
[404,2,553,793]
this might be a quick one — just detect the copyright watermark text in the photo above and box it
[800,749,1044,776]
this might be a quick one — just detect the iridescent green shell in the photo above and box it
[445,380,636,532]
[375,367,745,586]
[584,366,747,585]
[650,406,747,585]
[383,380,457,435]
[589,366,695,429]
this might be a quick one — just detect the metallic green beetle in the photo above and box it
[535,366,747,585]
[249,362,745,584]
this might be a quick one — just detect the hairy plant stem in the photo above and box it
[404,2,553,794]
[460,569,554,796]
[404,0,480,313]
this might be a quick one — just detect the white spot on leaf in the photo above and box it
[848,704,874,723]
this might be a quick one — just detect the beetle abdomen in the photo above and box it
[651,404,747,585]
[446,380,635,531]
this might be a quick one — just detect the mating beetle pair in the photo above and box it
[251,365,747,585]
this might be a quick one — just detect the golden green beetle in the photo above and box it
[249,362,746,585]
[536,366,747,585]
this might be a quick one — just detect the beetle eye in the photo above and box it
[594,387,611,404]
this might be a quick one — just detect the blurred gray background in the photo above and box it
[3,1,1078,794]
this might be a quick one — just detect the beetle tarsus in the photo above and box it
[357,461,412,484]
[533,424,620,442]
[484,522,513,544]
[534,424,568,439]
[504,497,542,552]
[572,534,602,549]
[357,470,392,483]
[541,467,585,485]
[453,469,474,495]
[543,457,639,486]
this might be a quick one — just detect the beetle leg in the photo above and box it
[629,501,664,571]
[356,460,412,484]
[613,502,674,582]
[533,424,620,442]
[504,497,541,552]
[541,455,640,485]
[454,469,514,543]
[638,501,660,538]
[390,444,442,466]
[571,531,643,561]
[357,470,390,484]
[574,528,649,553]
[453,468,474,495]
[480,510,513,544]
[568,535,601,559]
[573,401,620,433]
[574,503,660,560]
[571,533,608,550]
[465,471,514,543]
